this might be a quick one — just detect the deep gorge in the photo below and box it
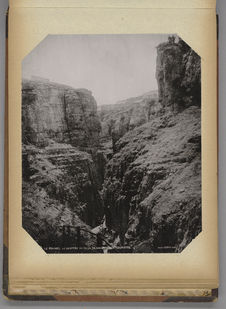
[22,36,201,253]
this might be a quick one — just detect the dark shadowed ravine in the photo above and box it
[22,37,201,253]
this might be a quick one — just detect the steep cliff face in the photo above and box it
[156,38,201,111]
[22,79,104,248]
[102,38,201,252]
[98,91,160,152]
[22,36,201,253]
[102,107,201,252]
[22,79,101,149]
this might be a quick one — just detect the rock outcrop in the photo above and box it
[102,106,201,252]
[102,37,201,252]
[22,79,101,149]
[22,79,104,248]
[156,37,201,112]
[98,91,160,152]
[22,36,201,253]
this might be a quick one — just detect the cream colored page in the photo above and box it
[9,0,216,9]
[8,1,218,288]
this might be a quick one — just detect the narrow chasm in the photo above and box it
[22,36,201,253]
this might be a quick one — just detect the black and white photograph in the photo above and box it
[22,34,201,254]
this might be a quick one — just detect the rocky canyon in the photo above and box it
[22,36,201,253]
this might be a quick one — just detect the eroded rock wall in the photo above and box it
[156,38,201,111]
[22,79,101,149]
[102,107,201,252]
[22,36,202,253]
[98,91,160,152]
[102,37,201,252]
[22,79,104,248]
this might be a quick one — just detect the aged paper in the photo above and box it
[7,0,218,296]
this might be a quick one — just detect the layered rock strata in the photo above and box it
[22,79,104,248]
[22,36,201,253]
[22,79,101,149]
[98,91,160,152]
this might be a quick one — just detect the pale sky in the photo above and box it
[22,34,170,105]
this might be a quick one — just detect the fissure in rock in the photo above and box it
[22,36,201,253]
